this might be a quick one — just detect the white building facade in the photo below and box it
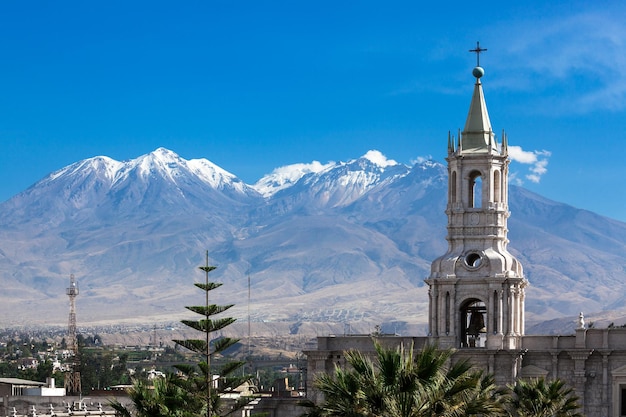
[425,64,527,353]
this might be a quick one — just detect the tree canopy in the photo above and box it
[302,341,582,417]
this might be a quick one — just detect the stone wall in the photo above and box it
[305,329,626,417]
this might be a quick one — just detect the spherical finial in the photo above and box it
[472,66,485,79]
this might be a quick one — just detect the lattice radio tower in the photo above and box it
[64,274,82,395]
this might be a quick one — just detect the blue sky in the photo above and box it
[1,1,625,221]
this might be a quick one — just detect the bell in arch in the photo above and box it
[467,311,486,336]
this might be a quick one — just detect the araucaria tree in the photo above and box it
[111,254,250,417]
[172,252,250,417]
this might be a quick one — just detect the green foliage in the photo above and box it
[169,257,252,416]
[113,254,253,417]
[80,348,130,393]
[508,377,583,417]
[111,375,199,417]
[306,342,582,417]
[307,341,508,417]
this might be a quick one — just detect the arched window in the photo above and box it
[494,170,501,203]
[461,299,487,348]
[445,292,450,335]
[493,290,499,333]
[450,171,457,203]
[469,171,482,208]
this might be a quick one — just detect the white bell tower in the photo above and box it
[425,45,527,350]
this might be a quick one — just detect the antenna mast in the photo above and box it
[248,274,251,363]
[64,274,82,395]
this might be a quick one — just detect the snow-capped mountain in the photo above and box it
[256,151,412,218]
[1,148,261,226]
[253,160,334,197]
[1,148,626,334]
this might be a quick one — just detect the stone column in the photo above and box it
[515,284,522,335]
[428,288,434,336]
[601,352,610,417]
[438,289,446,337]
[508,285,516,337]
[551,352,559,379]
[519,287,526,336]
[568,350,592,414]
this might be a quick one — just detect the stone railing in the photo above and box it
[9,403,117,416]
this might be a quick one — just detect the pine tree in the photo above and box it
[111,252,252,417]
[171,252,251,417]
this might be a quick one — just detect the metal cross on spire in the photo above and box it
[469,41,487,66]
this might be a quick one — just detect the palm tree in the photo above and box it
[309,341,506,417]
[508,377,583,417]
[313,365,369,417]
[110,375,197,417]
[461,372,510,417]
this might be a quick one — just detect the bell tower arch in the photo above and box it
[425,58,527,351]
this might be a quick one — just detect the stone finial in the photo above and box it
[578,312,585,329]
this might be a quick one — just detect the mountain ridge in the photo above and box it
[1,148,625,334]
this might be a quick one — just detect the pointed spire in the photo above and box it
[460,43,497,154]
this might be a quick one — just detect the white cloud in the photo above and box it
[508,146,538,164]
[489,7,626,113]
[509,172,524,186]
[253,160,335,197]
[269,161,332,178]
[410,155,433,165]
[508,146,551,184]
[362,150,398,167]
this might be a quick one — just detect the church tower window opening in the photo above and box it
[450,171,457,203]
[465,252,483,268]
[462,299,487,348]
[469,171,482,208]
[494,170,501,203]
[445,292,451,335]
[492,290,499,334]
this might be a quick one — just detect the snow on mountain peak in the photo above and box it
[361,150,398,167]
[42,148,253,202]
[112,148,246,192]
[146,147,184,167]
[134,147,184,177]
[253,160,335,197]
[47,155,123,183]
[186,157,245,191]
